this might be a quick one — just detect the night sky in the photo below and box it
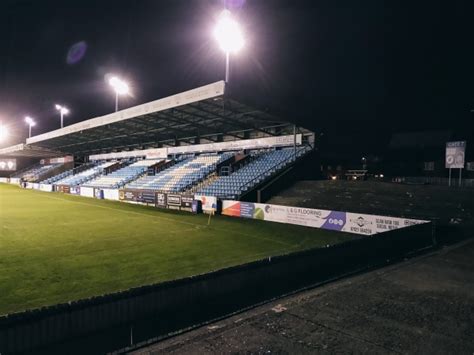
[0,0,472,157]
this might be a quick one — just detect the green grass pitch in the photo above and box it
[0,183,355,315]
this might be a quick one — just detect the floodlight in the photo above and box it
[25,116,36,126]
[55,104,69,115]
[55,104,69,128]
[25,116,36,138]
[214,10,244,54]
[108,76,130,111]
[109,77,129,95]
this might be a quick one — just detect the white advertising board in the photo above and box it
[0,177,9,183]
[222,201,428,236]
[39,184,53,192]
[0,158,16,171]
[103,188,120,201]
[80,186,95,198]
[10,178,20,185]
[89,134,303,161]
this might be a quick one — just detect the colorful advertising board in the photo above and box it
[222,201,428,236]
[56,185,71,194]
[194,195,217,213]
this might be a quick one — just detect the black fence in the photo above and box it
[0,222,433,354]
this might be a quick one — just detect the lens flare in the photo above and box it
[67,41,87,65]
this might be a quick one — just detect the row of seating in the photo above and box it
[126,153,233,192]
[83,159,161,189]
[12,164,61,182]
[197,147,310,199]
[53,161,116,186]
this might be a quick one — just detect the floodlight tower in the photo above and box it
[55,104,69,128]
[108,76,130,112]
[25,116,36,138]
[213,10,245,83]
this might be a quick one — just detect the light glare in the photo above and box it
[109,76,130,95]
[0,124,8,141]
[25,116,36,126]
[56,104,69,115]
[214,10,244,54]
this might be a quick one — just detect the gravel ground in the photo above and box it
[132,238,474,354]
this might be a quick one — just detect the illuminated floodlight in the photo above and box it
[108,76,130,111]
[109,77,130,95]
[214,10,244,54]
[55,104,69,128]
[55,104,69,115]
[25,116,36,138]
[25,116,36,126]
[213,10,245,82]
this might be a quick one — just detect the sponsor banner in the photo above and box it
[155,192,167,208]
[56,185,71,194]
[103,188,119,200]
[221,201,428,236]
[33,183,40,190]
[39,184,53,192]
[80,186,94,198]
[194,195,217,212]
[181,195,194,208]
[120,189,156,204]
[168,134,303,155]
[25,182,34,189]
[446,141,466,169]
[0,177,9,183]
[0,158,16,171]
[42,156,74,165]
[89,134,304,161]
[167,194,182,207]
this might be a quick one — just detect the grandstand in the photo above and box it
[126,154,232,192]
[84,159,161,189]
[198,146,311,199]
[53,161,116,186]
[1,81,315,201]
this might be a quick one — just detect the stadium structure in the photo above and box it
[0,81,315,204]
[0,81,434,354]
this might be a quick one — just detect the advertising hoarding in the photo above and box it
[120,189,156,204]
[222,200,428,236]
[0,158,16,171]
[194,195,217,213]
